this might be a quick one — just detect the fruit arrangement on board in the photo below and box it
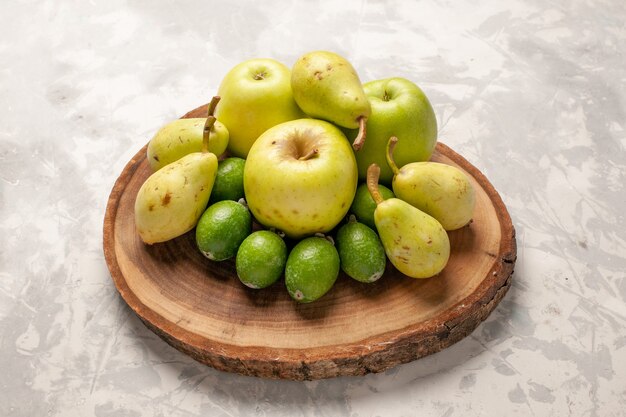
[133,50,476,303]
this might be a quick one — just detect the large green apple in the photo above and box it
[215,58,305,158]
[345,77,438,185]
[244,119,358,239]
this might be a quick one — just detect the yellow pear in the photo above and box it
[147,97,228,171]
[291,51,370,150]
[135,117,219,244]
[386,137,475,230]
[367,164,449,278]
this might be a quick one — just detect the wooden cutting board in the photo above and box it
[103,104,516,380]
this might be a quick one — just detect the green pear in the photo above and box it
[344,77,437,184]
[367,164,449,279]
[291,51,371,150]
[215,58,305,158]
[147,97,228,171]
[244,119,358,239]
[386,137,475,230]
[135,117,219,244]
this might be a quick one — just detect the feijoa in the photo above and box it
[236,230,287,289]
[350,183,394,230]
[285,237,340,303]
[196,200,251,261]
[336,220,386,283]
[209,157,246,203]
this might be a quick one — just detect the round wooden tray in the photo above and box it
[103,104,516,380]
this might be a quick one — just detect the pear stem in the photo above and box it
[366,164,384,205]
[201,96,221,154]
[207,96,221,117]
[202,115,217,153]
[386,136,400,175]
[352,116,367,151]
[298,148,319,161]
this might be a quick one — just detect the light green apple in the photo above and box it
[215,58,305,158]
[244,119,358,239]
[345,77,438,185]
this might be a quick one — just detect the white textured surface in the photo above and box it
[1,1,625,416]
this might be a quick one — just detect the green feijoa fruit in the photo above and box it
[196,200,251,261]
[236,230,287,289]
[350,183,394,230]
[285,237,340,303]
[209,157,246,203]
[336,221,386,283]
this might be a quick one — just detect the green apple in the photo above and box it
[215,58,305,158]
[244,119,358,239]
[345,77,437,185]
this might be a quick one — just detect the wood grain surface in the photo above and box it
[103,104,516,380]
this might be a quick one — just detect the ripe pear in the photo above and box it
[147,97,228,171]
[386,137,475,230]
[367,164,450,279]
[344,77,438,184]
[291,51,371,150]
[135,117,219,244]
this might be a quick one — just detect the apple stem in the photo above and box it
[202,115,217,153]
[366,164,384,205]
[298,148,319,161]
[386,136,400,175]
[207,96,221,117]
[352,116,367,151]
